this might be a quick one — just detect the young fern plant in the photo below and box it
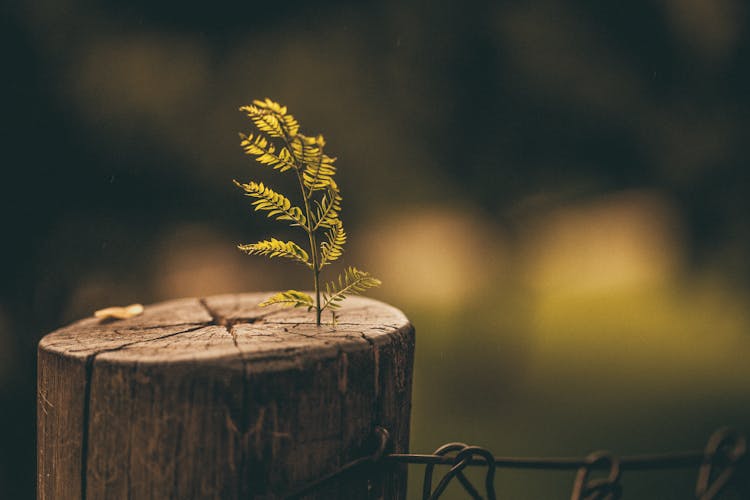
[235,98,381,325]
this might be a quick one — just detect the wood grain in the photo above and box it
[37,294,415,499]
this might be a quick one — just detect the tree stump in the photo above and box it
[37,293,415,499]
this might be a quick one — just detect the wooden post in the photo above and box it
[37,293,415,499]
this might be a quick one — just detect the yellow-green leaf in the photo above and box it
[239,133,296,172]
[238,238,311,267]
[312,184,342,230]
[320,221,346,268]
[240,98,299,139]
[233,180,307,228]
[322,267,381,311]
[259,290,314,309]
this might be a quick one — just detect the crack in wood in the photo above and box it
[79,323,210,498]
[198,297,291,331]
[115,321,207,332]
[288,330,334,344]
[80,355,94,500]
[198,298,253,498]
[106,325,210,354]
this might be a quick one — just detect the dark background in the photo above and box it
[3,0,750,498]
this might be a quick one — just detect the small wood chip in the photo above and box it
[94,303,144,320]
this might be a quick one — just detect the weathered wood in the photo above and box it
[37,294,415,499]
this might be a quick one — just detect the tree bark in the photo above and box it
[37,293,415,499]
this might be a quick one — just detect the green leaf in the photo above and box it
[288,134,337,192]
[238,238,310,267]
[234,180,307,228]
[312,184,342,230]
[302,154,337,192]
[290,134,324,163]
[239,133,296,172]
[240,98,299,139]
[319,221,346,268]
[259,290,314,309]
[322,267,381,311]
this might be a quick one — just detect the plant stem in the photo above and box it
[295,170,321,325]
[283,134,322,325]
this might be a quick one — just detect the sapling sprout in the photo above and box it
[235,98,381,325]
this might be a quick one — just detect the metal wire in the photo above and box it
[569,451,621,500]
[422,444,497,500]
[284,427,390,499]
[384,450,705,470]
[283,427,746,499]
[695,428,747,500]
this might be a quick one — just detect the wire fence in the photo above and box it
[286,427,747,499]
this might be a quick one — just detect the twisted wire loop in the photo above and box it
[422,443,497,500]
[423,443,482,499]
[569,451,622,500]
[695,427,747,500]
[283,427,390,499]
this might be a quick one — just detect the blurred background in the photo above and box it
[3,0,750,498]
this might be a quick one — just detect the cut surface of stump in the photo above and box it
[37,293,415,499]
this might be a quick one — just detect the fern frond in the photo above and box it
[312,184,342,230]
[289,134,337,191]
[259,290,314,309]
[239,133,296,172]
[236,97,382,325]
[320,221,346,268]
[238,238,311,267]
[233,180,307,228]
[239,98,299,139]
[303,154,337,192]
[322,267,381,311]
[290,134,324,163]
